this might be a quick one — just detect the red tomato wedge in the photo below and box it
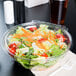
[29,27,37,32]
[56,34,65,42]
[41,53,48,57]
[9,47,16,55]
[9,43,17,49]
[9,43,17,55]
[38,38,47,43]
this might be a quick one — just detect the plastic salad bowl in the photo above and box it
[1,21,72,71]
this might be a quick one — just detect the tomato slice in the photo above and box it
[38,38,47,43]
[9,43,17,55]
[9,47,16,55]
[9,43,17,49]
[56,34,65,42]
[41,53,48,57]
[29,27,37,32]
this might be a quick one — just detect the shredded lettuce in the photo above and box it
[56,29,63,34]
[50,45,65,56]
[15,47,38,69]
[18,44,26,49]
[39,24,49,33]
[16,27,24,34]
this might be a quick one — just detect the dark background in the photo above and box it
[0,0,76,76]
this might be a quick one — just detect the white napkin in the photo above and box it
[24,0,49,8]
[31,51,76,76]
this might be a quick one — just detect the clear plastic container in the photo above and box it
[1,21,72,71]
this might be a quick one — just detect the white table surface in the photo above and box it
[31,51,76,76]
[50,51,76,76]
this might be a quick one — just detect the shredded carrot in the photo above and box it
[24,42,31,47]
[48,38,57,45]
[43,31,48,38]
[22,54,25,56]
[40,43,48,52]
[35,41,43,49]
[33,53,41,56]
[24,38,34,43]
[60,44,64,49]
[13,26,59,53]
[21,27,31,36]
[35,41,47,52]
[48,31,56,39]
[13,34,22,38]
[34,29,40,35]
[13,33,29,38]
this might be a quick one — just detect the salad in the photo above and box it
[7,24,68,69]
